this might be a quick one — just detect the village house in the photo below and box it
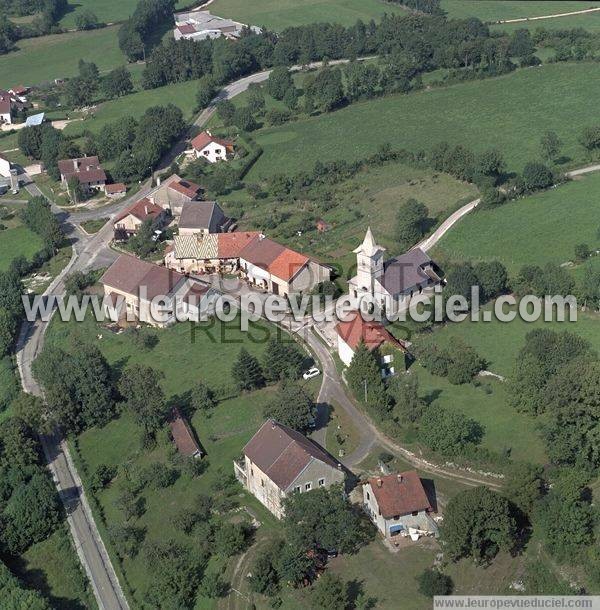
[191,131,234,163]
[348,228,442,318]
[100,255,216,327]
[335,311,409,375]
[169,407,204,458]
[0,92,12,124]
[104,183,127,199]
[234,419,345,519]
[149,174,204,216]
[9,86,30,102]
[166,231,331,296]
[363,471,438,541]
[173,10,258,41]
[0,152,12,178]
[113,197,167,238]
[58,156,107,193]
[178,200,229,235]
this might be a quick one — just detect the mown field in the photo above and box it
[247,62,600,181]
[208,0,404,31]
[0,26,126,89]
[441,1,600,21]
[433,171,600,273]
[0,206,44,272]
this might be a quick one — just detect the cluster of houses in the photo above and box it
[0,86,31,125]
[173,10,260,41]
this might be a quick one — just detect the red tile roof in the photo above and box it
[217,231,260,259]
[0,98,11,115]
[113,197,163,224]
[177,23,197,35]
[105,183,126,194]
[191,130,233,152]
[58,156,106,184]
[244,420,342,491]
[168,179,202,200]
[268,248,310,282]
[169,407,203,457]
[335,311,406,352]
[367,471,431,519]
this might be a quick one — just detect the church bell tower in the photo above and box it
[353,227,385,295]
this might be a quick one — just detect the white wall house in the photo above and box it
[191,131,233,163]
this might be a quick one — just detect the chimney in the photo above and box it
[397,474,403,483]
[144,205,149,215]
[376,478,383,488]
[73,159,78,170]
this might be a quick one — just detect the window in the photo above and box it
[294,485,301,493]
[318,478,325,487]
[261,479,265,487]
[412,511,418,516]
[304,483,312,491]
[366,492,370,500]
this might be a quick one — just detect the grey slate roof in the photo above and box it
[179,201,226,233]
[379,248,437,296]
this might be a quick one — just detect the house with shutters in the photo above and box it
[191,131,234,163]
[113,197,167,238]
[234,419,345,519]
[363,471,438,540]
[58,156,107,193]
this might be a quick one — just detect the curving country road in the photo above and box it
[15,55,600,608]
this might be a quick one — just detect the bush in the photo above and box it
[417,569,453,597]
[574,243,591,261]
[522,161,554,192]
[141,462,178,489]
[90,464,117,492]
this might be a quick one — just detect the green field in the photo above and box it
[433,171,600,273]
[441,1,600,21]
[209,0,404,31]
[492,12,600,33]
[247,62,600,181]
[0,209,44,272]
[0,26,126,89]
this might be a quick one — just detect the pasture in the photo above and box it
[433,171,600,273]
[0,208,44,272]
[441,1,600,22]
[208,0,404,31]
[247,62,600,181]
[0,26,126,89]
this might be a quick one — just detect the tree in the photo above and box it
[214,522,246,557]
[305,67,345,112]
[262,337,305,381]
[417,569,453,597]
[102,66,134,98]
[389,374,426,424]
[395,198,429,249]
[128,218,158,257]
[190,381,216,412]
[264,380,315,432]
[11,392,52,434]
[266,66,294,100]
[246,84,266,115]
[109,523,145,559]
[248,540,283,596]
[446,341,485,385]
[540,131,561,163]
[0,308,16,358]
[473,260,507,302]
[276,540,319,587]
[0,561,51,609]
[476,149,505,182]
[579,125,600,156]
[115,487,145,521]
[574,243,590,261]
[231,348,264,391]
[233,105,258,131]
[508,29,535,59]
[118,364,167,435]
[346,342,390,415]
[216,99,236,126]
[75,9,99,30]
[195,76,217,110]
[311,572,348,610]
[67,175,85,204]
[418,407,482,456]
[199,572,229,598]
[503,463,544,518]
[1,472,61,554]
[442,487,517,562]
[282,485,368,555]
[521,161,553,191]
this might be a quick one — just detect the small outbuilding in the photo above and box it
[169,407,204,458]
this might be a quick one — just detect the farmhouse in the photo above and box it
[58,156,107,192]
[191,131,234,163]
[0,92,12,124]
[100,255,215,327]
[178,200,229,235]
[174,10,257,41]
[363,471,438,540]
[348,228,442,317]
[113,198,167,237]
[166,231,331,296]
[105,183,126,198]
[149,174,204,216]
[234,419,345,519]
[335,311,408,375]
[169,407,204,458]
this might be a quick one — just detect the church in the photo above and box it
[347,228,442,318]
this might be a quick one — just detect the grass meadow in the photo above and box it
[247,63,600,180]
[433,171,600,273]
[0,206,44,272]
[0,26,127,89]
[441,1,600,21]
[208,0,405,31]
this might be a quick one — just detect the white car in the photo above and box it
[303,367,320,380]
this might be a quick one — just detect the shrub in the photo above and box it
[417,569,453,597]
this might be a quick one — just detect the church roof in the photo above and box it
[379,248,439,296]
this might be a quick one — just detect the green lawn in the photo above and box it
[209,0,404,31]
[7,527,96,610]
[433,171,600,274]
[247,62,600,180]
[0,26,126,89]
[64,79,202,137]
[441,1,600,21]
[0,209,44,272]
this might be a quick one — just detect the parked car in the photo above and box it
[303,366,320,380]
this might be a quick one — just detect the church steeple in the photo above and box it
[354,228,385,294]
[354,226,385,257]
